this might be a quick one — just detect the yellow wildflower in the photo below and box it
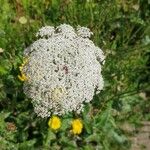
[71,119,83,135]
[18,73,28,81]
[19,66,23,72]
[19,16,27,24]
[18,57,29,81]
[22,57,28,64]
[48,116,61,130]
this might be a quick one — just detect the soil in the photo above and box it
[129,122,150,150]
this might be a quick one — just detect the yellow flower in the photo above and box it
[19,16,27,24]
[71,119,83,135]
[48,116,61,130]
[18,73,28,81]
[19,66,23,72]
[22,57,28,64]
[18,57,29,82]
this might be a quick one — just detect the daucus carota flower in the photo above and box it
[22,24,105,118]
[71,119,83,135]
[48,116,61,130]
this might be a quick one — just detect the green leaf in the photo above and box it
[44,129,56,147]
[110,130,127,144]
[85,134,100,143]
[60,136,77,148]
[19,139,36,150]
[61,118,71,131]
[83,104,92,134]
[0,59,12,75]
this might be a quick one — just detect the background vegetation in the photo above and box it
[0,0,150,149]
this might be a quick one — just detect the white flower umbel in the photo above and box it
[22,24,105,118]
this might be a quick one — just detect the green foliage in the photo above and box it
[0,0,150,149]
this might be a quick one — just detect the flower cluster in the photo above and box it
[21,24,105,118]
